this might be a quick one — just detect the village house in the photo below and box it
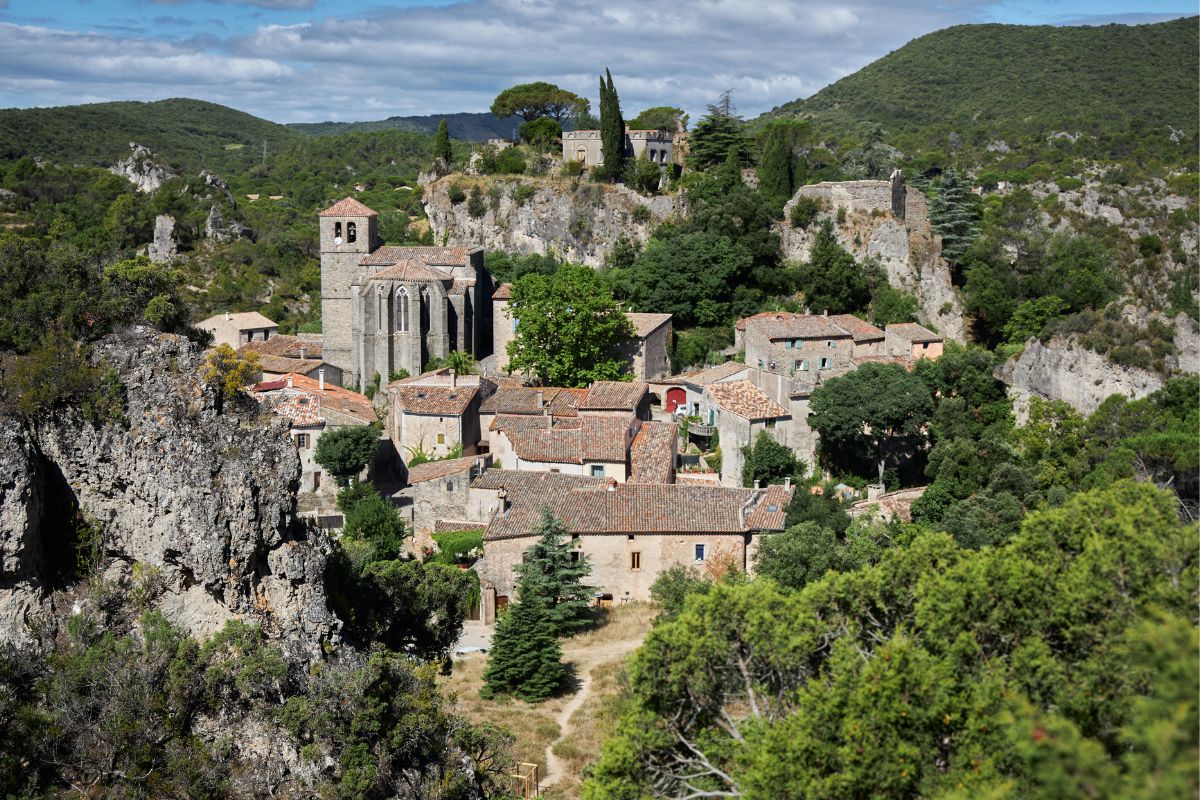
[394,454,490,548]
[701,380,792,487]
[470,470,794,620]
[239,334,344,386]
[389,368,496,464]
[491,282,673,381]
[479,384,590,451]
[318,198,493,386]
[251,371,378,500]
[197,311,278,350]
[562,128,675,168]
[886,322,944,360]
[742,313,858,378]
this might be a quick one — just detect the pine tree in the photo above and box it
[514,509,594,635]
[432,118,452,165]
[481,579,566,701]
[598,68,626,181]
[930,168,981,266]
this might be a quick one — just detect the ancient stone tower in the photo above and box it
[319,198,379,378]
[889,169,906,221]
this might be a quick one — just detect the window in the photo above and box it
[379,290,387,332]
[828,340,836,348]
[757,359,764,368]
[765,419,776,429]
[570,551,580,563]
[571,534,580,541]
[294,433,310,448]
[922,342,930,350]
[346,221,357,243]
[437,432,446,445]
[590,465,605,477]
[694,543,706,562]
[313,471,322,491]
[334,221,342,239]
[627,534,635,541]
[445,481,453,492]
[784,340,794,349]
[648,149,656,161]
[819,357,830,369]
[630,551,642,570]
[796,360,808,371]
[396,288,410,333]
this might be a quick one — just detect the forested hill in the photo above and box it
[759,17,1199,164]
[0,98,300,174]
[288,111,521,141]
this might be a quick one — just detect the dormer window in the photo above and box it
[347,222,357,243]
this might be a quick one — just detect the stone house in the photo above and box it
[562,128,674,169]
[490,414,638,480]
[491,283,672,381]
[239,334,344,386]
[471,470,793,620]
[886,322,944,360]
[197,311,278,350]
[674,360,754,418]
[390,369,496,464]
[318,197,492,387]
[479,384,590,450]
[251,372,378,500]
[742,313,857,378]
[701,380,792,487]
[395,454,490,548]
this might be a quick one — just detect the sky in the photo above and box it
[0,0,1191,123]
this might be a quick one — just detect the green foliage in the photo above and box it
[430,529,484,565]
[753,517,897,591]
[338,483,407,562]
[741,430,803,487]
[1004,294,1068,344]
[628,106,688,133]
[425,349,477,375]
[756,121,805,213]
[481,586,566,702]
[649,564,712,621]
[798,220,876,315]
[669,326,734,372]
[490,81,589,123]
[929,168,981,265]
[518,116,562,149]
[506,262,635,387]
[687,96,751,170]
[586,481,1199,799]
[785,480,852,533]
[596,69,627,181]
[810,361,935,484]
[624,155,662,194]
[483,249,561,284]
[512,509,595,636]
[432,118,452,165]
[466,185,487,218]
[476,145,527,175]
[788,194,822,228]
[870,283,920,326]
[4,331,126,423]
[447,183,466,204]
[313,425,380,486]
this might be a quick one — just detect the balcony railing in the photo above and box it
[688,422,716,436]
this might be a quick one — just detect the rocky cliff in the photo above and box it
[779,178,966,341]
[423,175,685,267]
[109,142,178,193]
[0,329,336,651]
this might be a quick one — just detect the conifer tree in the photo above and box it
[514,509,594,635]
[481,577,566,701]
[757,122,802,213]
[930,168,981,266]
[432,118,452,165]
[597,68,626,181]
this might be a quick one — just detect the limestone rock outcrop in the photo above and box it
[778,176,966,341]
[109,142,177,193]
[205,203,253,242]
[424,176,685,267]
[147,213,178,262]
[0,329,337,651]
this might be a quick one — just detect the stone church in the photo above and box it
[318,197,492,386]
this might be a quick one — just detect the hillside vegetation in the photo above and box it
[289,111,522,142]
[760,18,1199,166]
[0,98,300,175]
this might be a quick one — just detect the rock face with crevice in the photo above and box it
[0,329,337,651]
[109,142,178,193]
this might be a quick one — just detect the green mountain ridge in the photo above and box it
[0,98,300,175]
[288,111,522,141]
[758,17,1199,165]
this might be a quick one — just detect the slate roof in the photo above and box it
[319,197,378,217]
[706,380,790,420]
[253,373,377,426]
[480,472,794,540]
[747,314,853,341]
[492,283,513,300]
[625,312,672,338]
[629,421,677,484]
[395,385,479,416]
[406,455,479,484]
[886,322,942,343]
[578,381,646,412]
[828,314,885,342]
[362,245,472,266]
[365,258,455,282]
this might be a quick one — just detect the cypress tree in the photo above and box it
[758,123,799,214]
[481,579,565,701]
[432,118,452,165]
[930,168,981,265]
[514,509,594,635]
[598,68,626,181]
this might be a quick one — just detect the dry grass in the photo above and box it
[438,603,655,796]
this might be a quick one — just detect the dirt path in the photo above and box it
[541,637,645,790]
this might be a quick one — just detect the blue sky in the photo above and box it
[0,1,1191,122]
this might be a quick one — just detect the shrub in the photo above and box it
[563,159,585,177]
[513,182,536,206]
[466,186,487,219]
[630,204,651,223]
[789,195,822,228]
[447,183,466,204]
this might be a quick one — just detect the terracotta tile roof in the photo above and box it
[851,354,914,370]
[198,311,278,331]
[502,415,633,464]
[480,386,588,416]
[365,258,454,282]
[491,414,581,433]
[706,380,790,420]
[254,354,328,376]
[736,310,800,332]
[471,469,607,493]
[406,455,480,484]
[492,283,513,300]
[675,474,721,485]
[252,373,376,426]
[396,385,479,416]
[239,334,323,359]
[629,421,677,484]
[625,312,672,338]
[582,416,635,462]
[481,474,791,540]
[257,393,322,427]
[886,322,941,343]
[449,278,475,296]
[319,197,377,217]
[828,314,885,342]
[434,520,486,532]
[745,483,794,529]
[578,381,646,412]
[747,314,852,341]
[362,245,472,266]
[680,360,750,386]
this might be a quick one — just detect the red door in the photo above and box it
[666,387,685,413]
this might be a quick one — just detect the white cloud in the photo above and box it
[0,0,1000,122]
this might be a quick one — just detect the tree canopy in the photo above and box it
[628,106,688,133]
[513,509,595,636]
[489,81,589,123]
[313,424,380,486]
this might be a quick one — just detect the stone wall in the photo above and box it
[319,213,378,380]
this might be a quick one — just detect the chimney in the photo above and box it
[754,480,760,489]
[784,476,791,489]
[450,369,457,388]
[318,368,325,391]
[286,374,293,388]
[299,346,306,361]
[225,311,231,321]
[536,390,544,410]
[823,309,828,317]
[607,478,617,492]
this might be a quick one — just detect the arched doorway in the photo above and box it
[666,387,686,413]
